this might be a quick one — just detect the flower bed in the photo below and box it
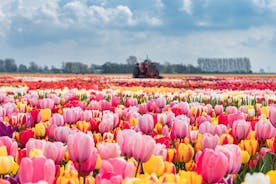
[0,74,276,184]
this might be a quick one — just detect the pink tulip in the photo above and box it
[190,130,199,143]
[131,133,156,162]
[138,103,148,114]
[214,105,224,115]
[153,143,167,160]
[215,144,242,174]
[171,117,190,140]
[63,108,80,124]
[3,102,17,117]
[199,121,213,134]
[255,120,275,140]
[117,129,137,157]
[40,98,54,110]
[232,119,251,140]
[74,146,98,176]
[98,142,121,160]
[111,96,120,107]
[269,106,276,128]
[0,136,18,157]
[54,126,72,143]
[88,101,101,110]
[157,113,167,125]
[26,138,45,156]
[99,111,119,133]
[125,97,138,107]
[147,100,158,112]
[100,100,112,111]
[138,114,154,134]
[19,157,55,184]
[196,115,212,126]
[201,133,219,150]
[213,124,227,135]
[80,110,92,121]
[47,93,60,105]
[227,112,246,127]
[226,106,238,115]
[196,149,228,183]
[96,158,134,184]
[50,113,64,126]
[67,132,95,164]
[0,107,6,118]
[44,141,67,164]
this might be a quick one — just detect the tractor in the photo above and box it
[132,59,162,79]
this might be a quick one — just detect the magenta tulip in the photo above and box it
[227,112,246,127]
[19,157,55,184]
[196,149,228,183]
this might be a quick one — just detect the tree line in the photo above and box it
[1,56,253,74]
[0,57,205,74]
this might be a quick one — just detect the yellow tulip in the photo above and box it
[40,108,51,122]
[159,173,178,183]
[164,161,176,174]
[29,148,44,158]
[211,117,218,125]
[241,151,250,164]
[266,170,276,184]
[76,121,90,133]
[0,146,8,157]
[176,143,194,163]
[130,117,138,127]
[0,156,19,175]
[261,106,269,117]
[178,171,202,184]
[143,155,165,177]
[34,122,46,138]
[154,122,163,134]
[95,154,102,170]
[239,139,258,156]
[185,160,196,171]
[166,148,176,162]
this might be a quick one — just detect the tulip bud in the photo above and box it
[176,143,194,163]
[143,155,165,177]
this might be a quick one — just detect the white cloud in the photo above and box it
[181,0,192,15]
[252,0,276,11]
[143,15,163,26]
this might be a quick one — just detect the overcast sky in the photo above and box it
[0,0,276,72]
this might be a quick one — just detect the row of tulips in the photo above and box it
[0,78,275,183]
[1,74,276,90]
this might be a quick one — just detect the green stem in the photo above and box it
[135,161,141,177]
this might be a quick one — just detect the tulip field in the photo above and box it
[1,73,276,184]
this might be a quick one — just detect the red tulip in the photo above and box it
[19,129,34,147]
[196,149,228,183]
[19,157,55,184]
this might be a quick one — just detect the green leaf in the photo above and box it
[261,152,274,173]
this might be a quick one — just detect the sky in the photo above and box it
[0,0,276,72]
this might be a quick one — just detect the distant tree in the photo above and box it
[28,62,39,73]
[18,64,28,73]
[126,56,137,65]
[0,59,5,72]
[4,58,17,72]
